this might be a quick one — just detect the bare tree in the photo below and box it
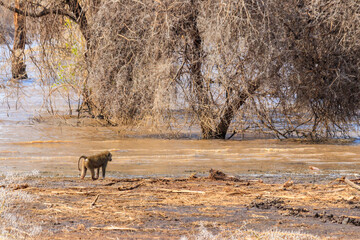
[1,0,359,140]
[88,0,359,139]
[0,0,100,114]
[0,1,90,44]
[11,0,27,80]
[87,0,278,138]
[249,0,360,140]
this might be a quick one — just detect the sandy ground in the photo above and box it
[2,173,360,239]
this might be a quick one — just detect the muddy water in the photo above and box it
[1,80,360,179]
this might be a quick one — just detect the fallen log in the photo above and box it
[103,178,144,186]
[89,226,137,231]
[157,188,205,194]
[118,183,144,191]
[282,178,294,189]
[344,177,360,191]
[10,184,29,190]
[208,169,242,182]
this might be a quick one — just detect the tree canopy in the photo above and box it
[1,0,359,140]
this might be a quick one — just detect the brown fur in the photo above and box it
[78,151,112,180]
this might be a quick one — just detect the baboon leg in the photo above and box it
[101,164,107,179]
[81,166,87,179]
[95,168,100,179]
[90,168,97,180]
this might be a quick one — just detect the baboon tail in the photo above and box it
[78,156,87,171]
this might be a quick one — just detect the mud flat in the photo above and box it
[1,173,360,239]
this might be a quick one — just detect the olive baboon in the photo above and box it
[78,151,112,180]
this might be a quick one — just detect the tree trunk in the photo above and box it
[188,0,215,139]
[11,0,27,80]
[210,82,260,139]
[186,0,261,140]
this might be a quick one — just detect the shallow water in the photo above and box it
[1,80,360,179]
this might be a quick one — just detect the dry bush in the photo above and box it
[0,0,94,114]
[1,0,359,140]
[249,0,360,140]
[89,0,358,138]
[30,15,87,115]
[0,3,13,44]
[88,0,158,123]
[88,0,278,136]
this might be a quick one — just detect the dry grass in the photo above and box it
[2,174,359,239]
[181,224,321,240]
[0,171,42,239]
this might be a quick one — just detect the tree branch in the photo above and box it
[0,1,77,22]
[344,177,360,192]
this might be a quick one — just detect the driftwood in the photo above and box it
[3,184,30,190]
[118,183,144,191]
[350,178,360,183]
[208,169,242,182]
[89,226,137,231]
[344,178,360,191]
[157,188,205,194]
[104,178,143,186]
[331,177,360,185]
[309,166,320,171]
[90,194,100,208]
[106,178,189,187]
[334,177,360,191]
[282,178,294,188]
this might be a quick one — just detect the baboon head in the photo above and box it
[107,152,112,161]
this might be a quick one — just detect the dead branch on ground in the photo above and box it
[90,194,100,208]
